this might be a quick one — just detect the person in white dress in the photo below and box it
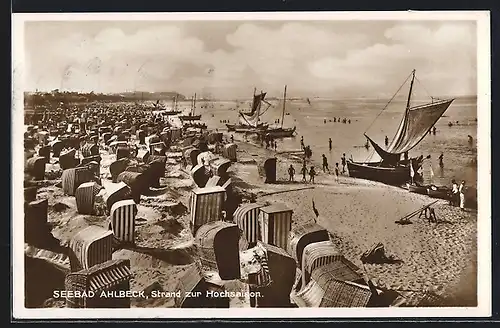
[451,179,459,206]
[459,180,466,210]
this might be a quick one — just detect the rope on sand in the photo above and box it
[259,186,315,197]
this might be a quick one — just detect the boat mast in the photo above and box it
[193,93,197,115]
[399,69,416,157]
[406,69,416,112]
[281,85,287,128]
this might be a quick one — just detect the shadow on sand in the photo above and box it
[122,244,196,266]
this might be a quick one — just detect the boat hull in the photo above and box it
[263,127,296,138]
[179,115,201,121]
[347,160,421,186]
[226,123,268,132]
[427,186,451,200]
[407,184,429,195]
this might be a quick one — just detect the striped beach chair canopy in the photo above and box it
[222,143,238,161]
[25,156,46,180]
[256,242,296,292]
[64,259,132,308]
[110,199,138,245]
[209,158,232,177]
[61,167,93,196]
[259,204,293,250]
[109,140,128,152]
[194,221,241,280]
[87,259,132,293]
[190,164,209,188]
[75,181,103,215]
[288,222,330,266]
[234,203,263,246]
[69,225,114,271]
[301,240,344,288]
[295,263,372,308]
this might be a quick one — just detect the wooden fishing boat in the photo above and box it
[426,185,451,200]
[179,93,201,121]
[227,88,270,132]
[347,70,454,186]
[179,114,201,121]
[260,85,297,139]
[406,183,429,195]
[263,126,297,138]
[226,122,268,132]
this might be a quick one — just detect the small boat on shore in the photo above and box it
[426,185,451,200]
[347,69,454,186]
[227,122,268,132]
[179,93,201,121]
[261,85,297,139]
[406,183,428,195]
[227,89,270,132]
[263,126,297,138]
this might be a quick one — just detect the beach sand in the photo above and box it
[24,110,478,309]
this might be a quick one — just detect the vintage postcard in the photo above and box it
[12,11,491,319]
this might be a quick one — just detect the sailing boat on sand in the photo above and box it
[179,93,201,121]
[163,94,182,116]
[262,85,296,138]
[347,69,454,186]
[226,88,269,132]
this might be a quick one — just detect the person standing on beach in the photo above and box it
[309,166,316,184]
[459,180,466,210]
[433,126,437,135]
[288,164,295,182]
[341,153,347,174]
[300,136,305,150]
[329,138,332,151]
[385,136,389,148]
[301,162,307,182]
[468,135,474,148]
[439,153,444,168]
[451,179,459,206]
[322,154,330,173]
[334,163,340,182]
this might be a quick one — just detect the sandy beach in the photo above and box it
[25,126,477,308]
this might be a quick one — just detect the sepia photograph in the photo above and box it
[11,11,491,319]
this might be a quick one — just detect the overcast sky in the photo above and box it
[23,20,477,98]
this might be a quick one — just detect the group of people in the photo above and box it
[450,179,467,210]
[287,162,317,184]
[287,136,349,184]
[323,117,351,124]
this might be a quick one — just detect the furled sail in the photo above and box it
[369,99,454,163]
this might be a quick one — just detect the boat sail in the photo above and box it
[262,85,297,138]
[347,69,454,186]
[226,88,269,132]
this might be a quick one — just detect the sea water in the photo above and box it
[201,96,478,188]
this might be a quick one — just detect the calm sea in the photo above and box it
[197,95,478,188]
